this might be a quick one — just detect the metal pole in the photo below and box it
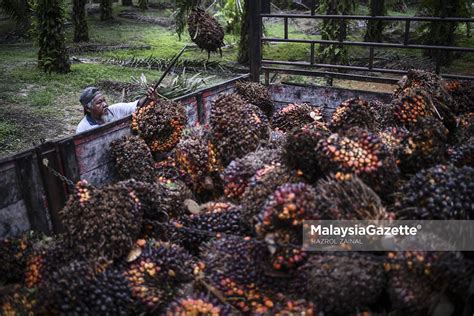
[249,0,262,82]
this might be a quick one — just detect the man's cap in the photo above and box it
[79,87,100,107]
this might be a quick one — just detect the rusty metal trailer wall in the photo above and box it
[0,75,391,238]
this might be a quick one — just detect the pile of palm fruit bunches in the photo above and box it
[1,70,473,315]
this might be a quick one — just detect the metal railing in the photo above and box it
[248,0,474,84]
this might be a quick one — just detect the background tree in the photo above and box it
[121,0,132,6]
[73,0,89,42]
[30,0,70,73]
[365,0,385,42]
[100,0,113,21]
[237,0,249,64]
[318,0,357,63]
[421,0,471,66]
[138,0,147,10]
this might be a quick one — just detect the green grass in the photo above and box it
[0,121,19,140]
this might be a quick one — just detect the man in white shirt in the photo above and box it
[76,86,156,134]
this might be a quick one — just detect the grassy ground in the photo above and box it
[0,3,472,157]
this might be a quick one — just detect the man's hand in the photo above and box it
[146,86,157,100]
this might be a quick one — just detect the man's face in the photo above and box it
[88,93,109,120]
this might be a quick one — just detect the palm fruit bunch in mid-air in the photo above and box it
[164,293,233,316]
[240,163,297,229]
[314,175,388,220]
[109,135,158,183]
[394,164,474,220]
[0,231,42,285]
[132,99,187,153]
[329,97,376,132]
[209,93,270,166]
[283,121,330,182]
[236,81,274,118]
[255,183,319,270]
[271,103,318,132]
[119,239,195,313]
[188,8,225,57]
[174,202,247,252]
[295,253,386,315]
[38,258,132,315]
[316,127,399,196]
[60,180,143,260]
[175,126,223,195]
[222,148,282,201]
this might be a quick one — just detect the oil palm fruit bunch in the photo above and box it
[240,163,297,229]
[132,99,187,153]
[110,135,158,183]
[283,121,330,182]
[200,236,270,288]
[394,165,474,220]
[118,179,191,221]
[154,155,193,185]
[188,8,225,57]
[209,94,269,166]
[176,127,224,194]
[164,292,233,316]
[455,112,474,143]
[39,258,132,315]
[241,102,271,141]
[448,137,474,167]
[0,285,38,315]
[255,183,319,271]
[60,180,143,260]
[316,127,399,196]
[444,80,474,114]
[271,103,318,132]
[222,148,282,201]
[395,70,456,131]
[295,253,386,315]
[398,116,448,174]
[120,239,195,313]
[385,251,472,304]
[377,126,408,158]
[174,202,247,251]
[236,81,274,118]
[371,100,399,131]
[0,231,42,284]
[392,88,437,125]
[24,236,74,289]
[314,175,387,220]
[329,97,376,132]
[268,129,287,149]
[385,257,436,314]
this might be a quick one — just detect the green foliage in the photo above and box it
[30,0,70,74]
[174,0,201,39]
[215,0,243,36]
[420,0,471,65]
[100,0,113,21]
[0,0,31,27]
[73,0,89,42]
[317,0,357,64]
[0,121,19,140]
[30,89,54,107]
